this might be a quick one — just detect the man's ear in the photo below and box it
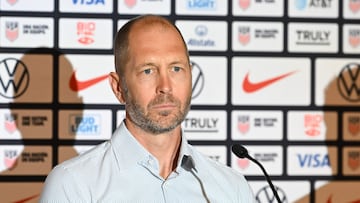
[109,72,126,104]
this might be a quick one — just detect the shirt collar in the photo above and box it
[175,130,192,173]
[111,120,192,174]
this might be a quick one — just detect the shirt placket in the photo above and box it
[139,155,182,203]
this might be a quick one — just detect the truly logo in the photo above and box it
[288,23,338,53]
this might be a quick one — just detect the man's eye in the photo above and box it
[173,66,181,72]
[143,69,152,74]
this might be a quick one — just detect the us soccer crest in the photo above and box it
[5,21,19,42]
[349,29,360,48]
[6,0,18,5]
[348,116,360,136]
[239,0,250,10]
[4,114,18,134]
[348,151,360,171]
[238,115,250,134]
[4,150,18,170]
[238,26,250,46]
[125,0,136,8]
[349,0,360,13]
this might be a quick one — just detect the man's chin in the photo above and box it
[145,120,182,135]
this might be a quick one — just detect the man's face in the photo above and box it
[122,23,192,134]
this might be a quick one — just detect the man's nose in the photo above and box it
[156,72,172,94]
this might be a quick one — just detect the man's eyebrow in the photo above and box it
[135,62,157,69]
[169,60,188,65]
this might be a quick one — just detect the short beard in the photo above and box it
[123,83,191,134]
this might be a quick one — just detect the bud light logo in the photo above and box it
[187,0,216,10]
[70,114,101,135]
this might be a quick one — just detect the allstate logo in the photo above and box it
[195,25,208,37]
[295,0,307,10]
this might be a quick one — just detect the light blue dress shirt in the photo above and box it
[40,121,255,203]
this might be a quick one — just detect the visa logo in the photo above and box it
[297,153,330,167]
[72,0,105,5]
[187,0,216,10]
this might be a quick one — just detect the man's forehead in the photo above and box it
[131,20,174,34]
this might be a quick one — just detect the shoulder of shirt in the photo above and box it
[54,140,111,171]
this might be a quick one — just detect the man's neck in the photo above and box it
[125,120,182,179]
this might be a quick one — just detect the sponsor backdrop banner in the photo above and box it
[0,0,359,202]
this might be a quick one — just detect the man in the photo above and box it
[40,15,255,202]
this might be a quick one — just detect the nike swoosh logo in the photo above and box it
[69,71,108,91]
[13,194,39,203]
[242,70,297,93]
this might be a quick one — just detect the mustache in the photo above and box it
[148,94,180,107]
